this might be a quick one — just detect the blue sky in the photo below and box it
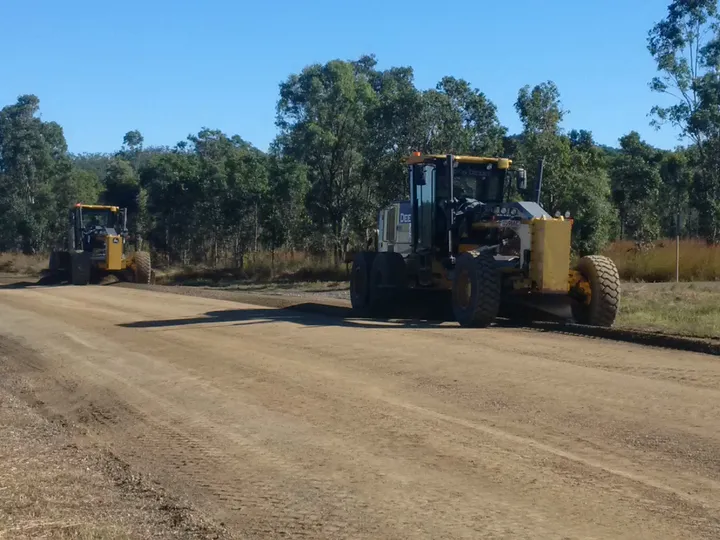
[2,0,681,154]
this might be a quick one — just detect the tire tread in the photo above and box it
[574,255,620,327]
[452,252,501,328]
[134,251,152,284]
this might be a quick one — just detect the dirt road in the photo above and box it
[1,282,719,539]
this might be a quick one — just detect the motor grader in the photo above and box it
[350,153,621,327]
[46,203,152,286]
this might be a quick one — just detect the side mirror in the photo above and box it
[516,169,527,191]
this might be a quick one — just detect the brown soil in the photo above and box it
[1,279,719,538]
[0,335,229,539]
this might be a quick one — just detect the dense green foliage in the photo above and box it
[1,0,718,267]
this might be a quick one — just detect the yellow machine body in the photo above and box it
[351,152,620,328]
[48,202,152,286]
[405,153,511,169]
[529,218,573,293]
[77,204,120,212]
[104,235,125,271]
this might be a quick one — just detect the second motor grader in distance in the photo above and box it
[350,153,620,327]
[46,203,152,286]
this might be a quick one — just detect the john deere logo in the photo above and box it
[112,238,119,244]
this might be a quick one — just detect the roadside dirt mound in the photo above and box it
[0,335,229,539]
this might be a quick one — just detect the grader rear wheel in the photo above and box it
[41,251,68,284]
[571,255,620,327]
[368,252,406,317]
[350,252,376,316]
[133,251,152,284]
[70,251,91,286]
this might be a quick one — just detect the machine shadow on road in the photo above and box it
[115,300,583,334]
[0,276,125,289]
[8,279,716,355]
[0,280,40,290]
[117,302,720,355]
[118,303,456,331]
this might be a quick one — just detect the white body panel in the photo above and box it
[377,200,412,257]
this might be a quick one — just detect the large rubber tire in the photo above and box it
[48,251,60,273]
[451,252,501,328]
[350,252,376,316]
[368,252,407,317]
[571,255,620,327]
[40,251,67,284]
[70,251,91,285]
[59,251,71,282]
[134,251,152,284]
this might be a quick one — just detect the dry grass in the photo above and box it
[0,253,48,276]
[604,239,720,282]
[4,240,720,285]
[0,250,350,284]
[156,250,349,286]
[0,389,159,539]
[617,281,720,338]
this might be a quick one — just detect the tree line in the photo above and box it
[0,0,717,268]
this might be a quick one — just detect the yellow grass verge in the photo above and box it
[604,239,720,282]
[0,253,48,276]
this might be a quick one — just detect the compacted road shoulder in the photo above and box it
[0,282,718,539]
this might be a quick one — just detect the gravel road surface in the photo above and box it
[0,281,718,539]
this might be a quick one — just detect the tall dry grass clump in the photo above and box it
[604,239,720,282]
[157,250,348,285]
[0,253,48,276]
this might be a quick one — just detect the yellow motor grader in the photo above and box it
[350,153,620,327]
[46,203,151,285]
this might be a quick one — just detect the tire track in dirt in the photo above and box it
[18,329,720,538]
[0,334,232,540]
[1,284,719,538]
[121,281,720,355]
[40,339,564,539]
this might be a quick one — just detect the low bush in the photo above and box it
[0,253,48,276]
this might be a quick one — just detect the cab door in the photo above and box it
[411,164,435,253]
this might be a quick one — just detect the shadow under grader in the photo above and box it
[0,280,45,290]
[7,275,716,356]
[118,299,720,356]
[0,274,126,290]
[119,305,452,331]
[117,289,558,332]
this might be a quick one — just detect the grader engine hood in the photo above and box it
[456,199,573,294]
[80,224,124,271]
[458,200,551,223]
[529,218,572,293]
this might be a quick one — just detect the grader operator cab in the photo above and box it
[47,203,152,286]
[350,153,621,327]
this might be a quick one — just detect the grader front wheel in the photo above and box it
[571,255,620,327]
[451,252,501,328]
[133,251,152,284]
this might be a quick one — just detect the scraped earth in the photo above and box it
[0,280,719,539]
